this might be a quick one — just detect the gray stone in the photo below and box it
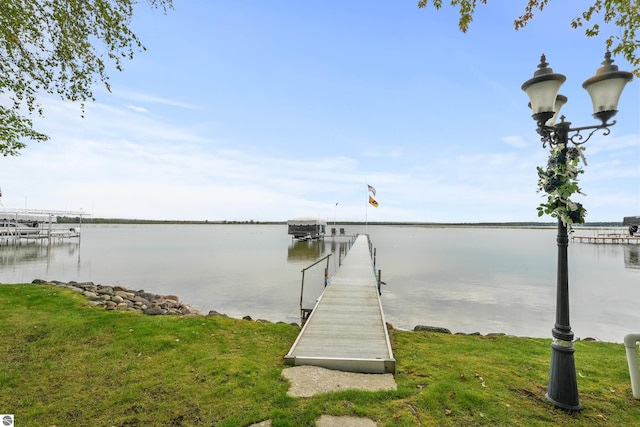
[98,285,114,295]
[144,306,166,315]
[181,313,202,319]
[137,292,156,301]
[413,325,452,334]
[115,290,135,299]
[207,310,228,317]
[77,282,96,290]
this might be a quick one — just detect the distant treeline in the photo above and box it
[55,217,624,228]
[55,217,281,225]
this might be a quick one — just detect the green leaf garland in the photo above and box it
[536,144,587,230]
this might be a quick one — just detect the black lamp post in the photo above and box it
[521,52,633,411]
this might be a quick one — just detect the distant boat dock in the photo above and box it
[0,209,87,246]
[285,234,395,374]
[572,228,640,245]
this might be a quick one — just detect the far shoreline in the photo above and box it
[56,216,625,229]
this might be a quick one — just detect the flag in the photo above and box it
[369,195,379,208]
[367,184,376,196]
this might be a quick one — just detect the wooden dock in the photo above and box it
[572,234,640,245]
[284,235,395,374]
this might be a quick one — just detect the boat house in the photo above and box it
[287,218,327,240]
[624,216,640,236]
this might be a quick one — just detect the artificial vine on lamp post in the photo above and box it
[536,141,587,231]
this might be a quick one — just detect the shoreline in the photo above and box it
[24,280,607,343]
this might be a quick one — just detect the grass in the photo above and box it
[1,283,638,426]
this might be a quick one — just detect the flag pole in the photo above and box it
[365,182,369,235]
[365,183,379,235]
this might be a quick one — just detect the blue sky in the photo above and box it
[2,1,638,222]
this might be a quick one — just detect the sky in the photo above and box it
[1,1,639,222]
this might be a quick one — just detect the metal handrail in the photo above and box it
[299,253,332,320]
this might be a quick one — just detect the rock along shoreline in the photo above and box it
[31,279,217,317]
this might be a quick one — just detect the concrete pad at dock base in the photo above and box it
[282,365,397,398]
[247,415,377,427]
[316,415,378,427]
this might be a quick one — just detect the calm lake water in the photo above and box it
[1,224,638,343]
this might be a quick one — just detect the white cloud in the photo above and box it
[501,135,527,149]
[125,105,149,113]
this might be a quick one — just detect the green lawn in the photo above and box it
[1,284,638,426]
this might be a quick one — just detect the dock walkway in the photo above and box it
[572,235,640,245]
[284,235,395,374]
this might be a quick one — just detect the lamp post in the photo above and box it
[521,52,633,412]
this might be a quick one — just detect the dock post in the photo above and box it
[299,270,305,314]
[373,248,377,270]
[377,270,382,295]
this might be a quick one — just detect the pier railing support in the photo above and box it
[373,248,377,270]
[299,253,332,322]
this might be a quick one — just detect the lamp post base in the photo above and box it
[546,339,582,412]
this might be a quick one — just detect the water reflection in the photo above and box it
[287,239,326,261]
[287,238,351,263]
[1,245,45,265]
[624,245,640,270]
[0,241,80,280]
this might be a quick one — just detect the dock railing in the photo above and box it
[367,236,386,295]
[571,228,640,244]
[298,234,358,324]
[299,254,332,324]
